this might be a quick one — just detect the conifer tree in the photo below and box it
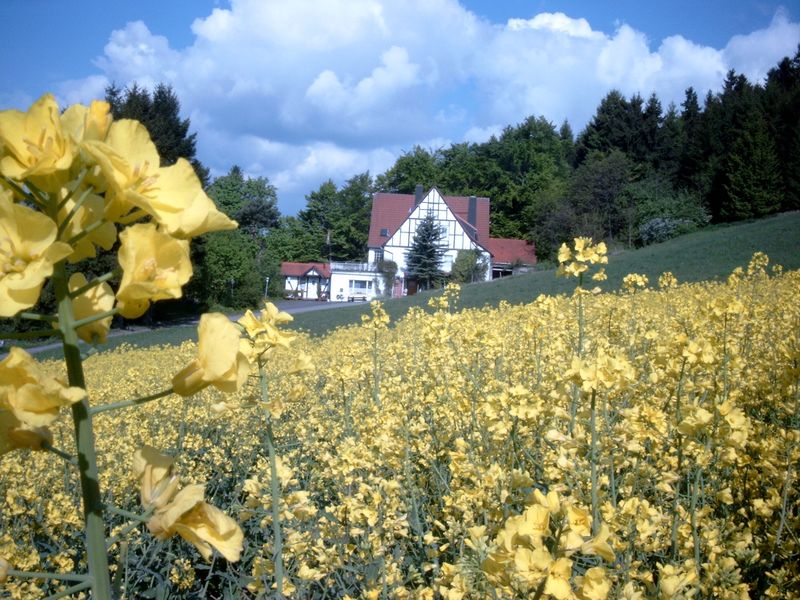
[405,212,446,290]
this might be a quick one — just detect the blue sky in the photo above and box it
[1,0,798,214]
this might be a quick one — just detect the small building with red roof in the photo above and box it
[280,262,331,300]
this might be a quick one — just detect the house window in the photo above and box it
[374,249,384,263]
[349,279,368,290]
[380,228,389,237]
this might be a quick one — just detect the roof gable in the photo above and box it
[280,262,331,278]
[368,188,490,247]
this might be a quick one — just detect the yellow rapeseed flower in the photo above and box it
[0,409,53,455]
[60,100,113,145]
[172,313,251,396]
[133,445,180,510]
[147,484,243,562]
[83,119,236,237]
[116,223,192,319]
[0,93,75,184]
[0,347,85,427]
[65,273,115,343]
[0,190,72,316]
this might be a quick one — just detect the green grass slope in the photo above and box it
[293,211,800,334]
[33,211,799,358]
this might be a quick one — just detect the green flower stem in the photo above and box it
[19,312,58,322]
[43,580,94,600]
[52,262,113,600]
[259,360,284,599]
[69,270,121,299]
[65,219,106,247]
[57,186,93,238]
[2,176,39,205]
[89,388,174,416]
[42,442,77,467]
[670,360,687,560]
[590,388,599,536]
[116,208,148,225]
[690,467,702,582]
[55,169,89,212]
[0,328,62,340]
[6,569,91,582]
[72,308,119,330]
[106,508,155,550]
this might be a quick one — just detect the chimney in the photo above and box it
[467,195,477,230]
[415,184,423,205]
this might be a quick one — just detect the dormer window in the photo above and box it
[380,228,389,237]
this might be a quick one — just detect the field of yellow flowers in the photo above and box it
[1,251,797,598]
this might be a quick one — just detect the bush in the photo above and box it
[638,217,698,245]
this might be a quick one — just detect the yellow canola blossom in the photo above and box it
[0,93,75,184]
[172,313,251,396]
[147,484,243,563]
[238,301,295,357]
[82,118,236,237]
[116,223,192,319]
[65,272,115,343]
[60,100,112,145]
[0,190,72,317]
[132,445,179,510]
[0,347,84,427]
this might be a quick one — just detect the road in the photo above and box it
[4,299,365,357]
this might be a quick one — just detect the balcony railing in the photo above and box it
[330,261,378,272]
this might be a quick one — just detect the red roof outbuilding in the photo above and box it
[280,262,331,278]
[484,238,537,266]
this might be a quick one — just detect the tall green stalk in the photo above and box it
[259,360,284,598]
[589,388,599,536]
[53,263,112,599]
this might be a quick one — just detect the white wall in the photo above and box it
[330,271,380,301]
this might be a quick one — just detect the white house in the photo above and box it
[367,186,536,296]
[280,186,536,300]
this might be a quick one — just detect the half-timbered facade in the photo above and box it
[368,187,492,277]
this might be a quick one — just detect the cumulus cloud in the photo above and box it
[53,1,799,213]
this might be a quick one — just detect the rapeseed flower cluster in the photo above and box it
[1,93,799,597]
[0,93,246,596]
[4,251,797,598]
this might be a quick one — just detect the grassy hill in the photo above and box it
[293,211,800,334]
[31,211,800,358]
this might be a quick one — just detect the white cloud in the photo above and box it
[305,46,420,114]
[57,75,109,107]
[723,8,800,84]
[508,12,603,40]
[94,21,181,89]
[51,2,799,213]
[463,124,502,144]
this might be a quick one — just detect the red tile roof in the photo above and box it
[484,238,537,266]
[280,262,331,278]
[368,189,490,247]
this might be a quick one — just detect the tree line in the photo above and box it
[86,48,799,310]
